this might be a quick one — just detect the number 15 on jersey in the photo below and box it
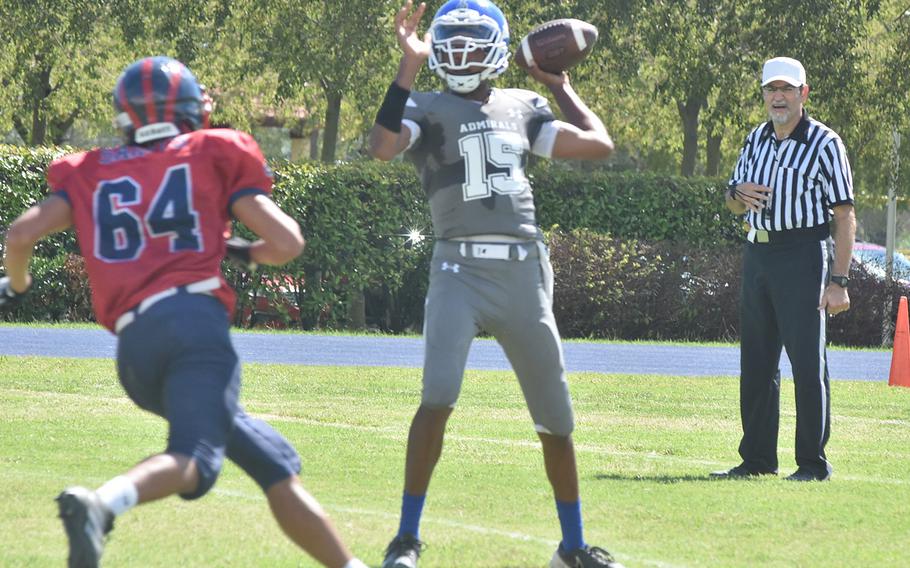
[459,131,530,201]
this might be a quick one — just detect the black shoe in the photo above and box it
[56,487,114,568]
[550,543,626,568]
[381,534,425,568]
[785,468,831,482]
[710,463,778,479]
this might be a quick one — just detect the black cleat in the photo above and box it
[785,468,831,482]
[550,543,626,568]
[56,487,114,568]
[710,463,777,479]
[381,534,425,568]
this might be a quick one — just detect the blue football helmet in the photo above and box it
[113,56,210,144]
[428,0,510,93]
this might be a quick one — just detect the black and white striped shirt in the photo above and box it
[729,111,854,231]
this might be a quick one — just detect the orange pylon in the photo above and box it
[889,296,910,387]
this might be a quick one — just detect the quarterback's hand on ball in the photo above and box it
[526,65,569,90]
[225,237,258,271]
[0,276,29,309]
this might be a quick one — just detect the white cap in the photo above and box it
[761,57,806,87]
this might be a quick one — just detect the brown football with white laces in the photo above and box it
[513,19,598,74]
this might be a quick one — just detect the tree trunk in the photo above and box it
[309,128,320,160]
[30,99,47,146]
[319,90,363,328]
[676,96,705,177]
[51,109,79,145]
[28,61,54,146]
[705,130,723,176]
[348,288,366,331]
[12,115,29,144]
[320,91,342,163]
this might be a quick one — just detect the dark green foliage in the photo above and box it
[230,160,433,330]
[0,144,895,345]
[547,228,742,341]
[827,263,910,348]
[548,227,906,346]
[0,145,86,324]
[532,165,743,245]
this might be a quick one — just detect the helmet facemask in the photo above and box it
[428,7,510,94]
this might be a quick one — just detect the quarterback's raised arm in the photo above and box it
[368,79,416,161]
[369,1,429,161]
[527,66,614,160]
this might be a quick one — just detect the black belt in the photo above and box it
[747,224,830,244]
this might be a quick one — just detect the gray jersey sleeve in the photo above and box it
[505,89,557,145]
[402,92,434,156]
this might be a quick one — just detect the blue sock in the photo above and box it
[397,492,426,539]
[556,499,586,551]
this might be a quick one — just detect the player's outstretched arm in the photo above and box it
[230,194,304,266]
[527,66,614,160]
[3,195,72,294]
[368,1,428,161]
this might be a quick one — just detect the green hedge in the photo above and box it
[0,146,88,324]
[548,227,908,347]
[1,143,738,332]
[0,143,897,346]
[227,160,432,329]
[533,164,742,246]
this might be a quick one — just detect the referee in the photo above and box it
[712,57,855,482]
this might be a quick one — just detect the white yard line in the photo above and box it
[4,387,909,484]
[211,487,689,568]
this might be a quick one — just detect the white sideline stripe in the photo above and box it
[6,387,905,430]
[211,487,688,568]
[251,411,910,467]
[5,388,910,484]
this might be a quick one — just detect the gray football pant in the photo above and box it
[421,239,575,437]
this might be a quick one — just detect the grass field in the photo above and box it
[1,355,908,567]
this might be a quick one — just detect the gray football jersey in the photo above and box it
[403,88,556,240]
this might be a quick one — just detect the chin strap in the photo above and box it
[446,73,482,93]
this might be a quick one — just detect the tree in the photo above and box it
[237,0,398,163]
[0,1,131,145]
[0,0,247,146]
[591,0,879,177]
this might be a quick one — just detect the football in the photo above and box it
[513,19,599,74]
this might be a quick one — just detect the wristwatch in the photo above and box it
[830,275,850,288]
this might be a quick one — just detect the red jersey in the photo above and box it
[47,129,273,332]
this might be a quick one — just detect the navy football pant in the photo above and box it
[117,292,300,499]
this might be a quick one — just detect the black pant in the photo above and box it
[738,239,832,477]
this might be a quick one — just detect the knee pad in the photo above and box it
[534,415,575,438]
[421,374,463,409]
[169,443,225,501]
[227,413,302,492]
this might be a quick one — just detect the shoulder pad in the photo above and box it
[498,88,550,110]
[406,91,444,110]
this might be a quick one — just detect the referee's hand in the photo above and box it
[732,183,772,212]
[820,284,850,316]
